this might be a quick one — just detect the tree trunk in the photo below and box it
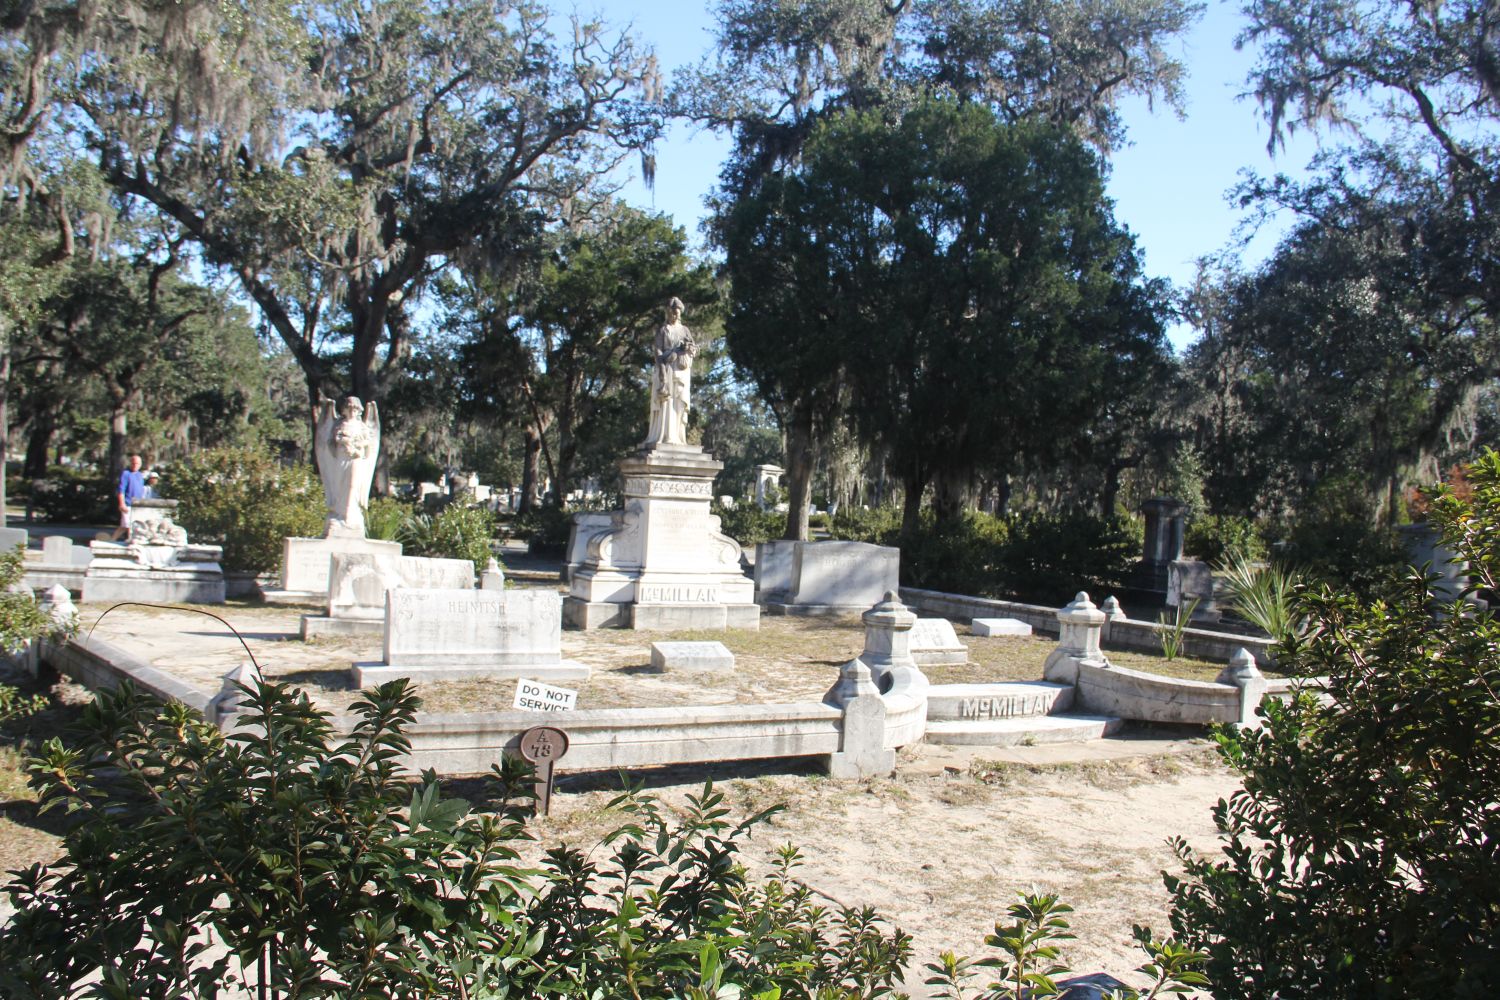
[108,405,128,482]
[781,406,815,541]
[24,409,55,479]
[933,469,969,525]
[901,472,929,536]
[0,347,9,525]
[518,425,542,515]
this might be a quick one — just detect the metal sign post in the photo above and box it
[516,725,569,816]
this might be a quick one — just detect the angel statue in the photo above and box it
[644,297,697,447]
[314,395,380,537]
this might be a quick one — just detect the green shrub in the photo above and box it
[1166,450,1500,997]
[896,510,1010,596]
[513,504,572,555]
[23,470,112,524]
[0,677,917,997]
[1276,474,1408,597]
[399,500,496,576]
[1184,513,1266,565]
[363,494,413,541]
[994,511,1140,605]
[711,501,786,546]
[161,446,325,573]
[828,504,902,543]
[0,544,61,727]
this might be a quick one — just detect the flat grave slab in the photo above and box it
[971,617,1033,638]
[649,640,735,674]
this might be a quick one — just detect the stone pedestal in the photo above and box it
[1134,497,1188,594]
[564,443,758,630]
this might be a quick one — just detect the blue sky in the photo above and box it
[587,0,1326,351]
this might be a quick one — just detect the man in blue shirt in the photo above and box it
[111,454,146,541]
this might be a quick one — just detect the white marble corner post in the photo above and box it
[1217,647,1268,728]
[1043,591,1107,685]
[823,657,894,779]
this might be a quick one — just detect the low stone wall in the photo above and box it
[46,635,216,716]
[315,702,845,776]
[1074,660,1247,727]
[900,587,1275,665]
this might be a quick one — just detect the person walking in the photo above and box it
[111,454,146,541]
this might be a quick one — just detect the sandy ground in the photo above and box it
[4,599,1243,996]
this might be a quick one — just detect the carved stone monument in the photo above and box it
[564,299,758,630]
[273,394,401,600]
[83,499,226,604]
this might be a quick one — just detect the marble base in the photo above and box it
[763,603,872,618]
[83,565,227,605]
[631,602,761,630]
[351,659,591,688]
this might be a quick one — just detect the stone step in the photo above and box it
[926,681,1074,722]
[923,713,1124,747]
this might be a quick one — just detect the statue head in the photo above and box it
[339,396,362,420]
[666,297,684,323]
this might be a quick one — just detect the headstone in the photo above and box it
[1167,559,1220,622]
[481,557,505,590]
[753,539,798,602]
[649,640,735,673]
[565,512,614,584]
[0,526,28,552]
[787,541,899,612]
[908,618,968,665]
[279,535,402,595]
[326,552,474,621]
[352,587,589,686]
[972,618,1032,637]
[42,535,74,564]
[1136,497,1189,593]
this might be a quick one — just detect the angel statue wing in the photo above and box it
[313,395,339,511]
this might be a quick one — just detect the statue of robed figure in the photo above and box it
[314,395,380,537]
[644,297,697,447]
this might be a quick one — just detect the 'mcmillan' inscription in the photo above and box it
[638,585,719,603]
[959,694,1053,719]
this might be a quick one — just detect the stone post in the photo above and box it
[34,584,77,678]
[1137,497,1189,593]
[1043,591,1107,685]
[823,656,895,779]
[481,557,506,591]
[1217,647,1268,728]
[858,591,921,688]
[1099,595,1125,644]
[211,662,257,727]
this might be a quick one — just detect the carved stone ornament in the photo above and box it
[314,395,380,538]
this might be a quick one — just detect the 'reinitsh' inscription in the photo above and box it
[384,587,561,666]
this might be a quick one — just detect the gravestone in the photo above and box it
[908,618,968,665]
[1134,497,1188,594]
[1166,559,1220,623]
[753,539,798,603]
[565,512,614,584]
[774,541,899,615]
[0,527,28,552]
[302,552,475,638]
[42,535,74,564]
[971,618,1032,637]
[353,587,589,686]
[649,640,734,673]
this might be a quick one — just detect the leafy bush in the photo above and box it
[0,544,60,727]
[23,470,112,524]
[828,504,902,543]
[1276,474,1408,597]
[1165,450,1500,997]
[513,503,572,555]
[994,511,1140,605]
[161,446,325,573]
[363,494,413,541]
[711,500,786,546]
[399,499,496,576]
[0,676,921,997]
[897,510,1010,596]
[1184,513,1266,565]
[926,892,1206,999]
